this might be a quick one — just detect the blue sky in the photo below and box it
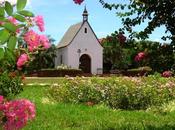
[26,0,169,44]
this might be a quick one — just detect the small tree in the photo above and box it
[102,31,131,71]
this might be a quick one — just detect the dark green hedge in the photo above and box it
[37,69,83,77]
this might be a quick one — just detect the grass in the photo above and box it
[24,77,64,84]
[16,83,175,130]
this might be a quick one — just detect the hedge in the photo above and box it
[49,76,175,110]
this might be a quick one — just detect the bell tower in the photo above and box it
[82,6,88,22]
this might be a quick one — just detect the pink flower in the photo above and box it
[138,52,145,58]
[162,71,173,78]
[24,30,40,52]
[0,21,4,26]
[73,0,84,4]
[39,35,50,49]
[34,15,45,32]
[17,54,29,70]
[0,95,3,103]
[24,30,50,51]
[1,99,36,130]
[8,17,17,25]
[134,52,145,62]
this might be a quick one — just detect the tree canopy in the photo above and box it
[98,0,175,43]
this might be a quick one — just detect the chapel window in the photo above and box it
[85,28,87,33]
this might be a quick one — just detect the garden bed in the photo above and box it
[16,77,175,130]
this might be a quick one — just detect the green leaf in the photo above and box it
[5,1,13,16]
[0,7,5,17]
[0,29,10,45]
[3,22,17,32]
[4,47,15,61]
[8,36,17,50]
[0,17,5,21]
[18,10,34,17]
[0,48,4,60]
[17,0,27,11]
[13,14,26,22]
[17,24,25,28]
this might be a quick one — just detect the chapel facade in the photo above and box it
[55,7,103,74]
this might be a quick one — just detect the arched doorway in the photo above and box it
[79,54,91,73]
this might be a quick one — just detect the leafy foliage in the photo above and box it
[49,76,175,110]
[0,71,22,98]
[99,0,175,44]
[102,33,175,73]
[102,31,131,71]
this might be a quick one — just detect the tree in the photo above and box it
[98,0,175,43]
[102,31,132,71]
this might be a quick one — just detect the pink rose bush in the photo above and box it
[16,16,50,69]
[17,54,29,70]
[0,0,53,129]
[162,71,173,78]
[0,97,35,130]
[23,30,50,53]
[134,52,146,62]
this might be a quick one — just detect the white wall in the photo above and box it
[55,47,68,67]
[67,22,103,74]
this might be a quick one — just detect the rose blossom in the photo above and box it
[17,54,29,70]
[39,35,50,49]
[162,71,173,78]
[34,15,45,32]
[0,99,36,130]
[24,30,40,52]
[134,52,145,62]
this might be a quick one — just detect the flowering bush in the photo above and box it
[162,71,173,78]
[0,96,35,130]
[0,0,51,97]
[49,77,175,110]
[0,0,50,129]
[0,0,50,72]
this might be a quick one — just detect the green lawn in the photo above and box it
[16,83,175,130]
[24,77,65,84]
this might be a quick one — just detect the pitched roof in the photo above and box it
[57,22,83,48]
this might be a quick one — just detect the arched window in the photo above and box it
[85,28,87,33]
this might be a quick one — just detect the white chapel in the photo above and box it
[55,7,103,74]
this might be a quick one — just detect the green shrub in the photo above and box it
[36,68,83,77]
[49,77,175,110]
[0,72,23,98]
